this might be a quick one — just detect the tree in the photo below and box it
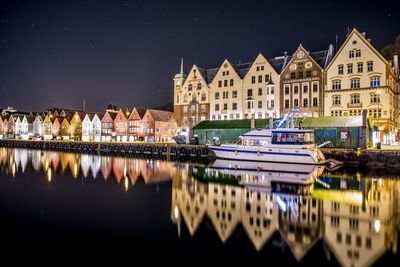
[381,35,400,60]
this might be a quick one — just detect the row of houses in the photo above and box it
[173,28,400,144]
[0,105,177,142]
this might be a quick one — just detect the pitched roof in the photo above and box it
[268,56,291,73]
[197,67,219,84]
[107,111,118,120]
[25,115,36,123]
[309,49,333,69]
[231,62,253,78]
[133,107,147,119]
[194,119,269,129]
[146,109,175,122]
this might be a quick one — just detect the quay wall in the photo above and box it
[0,140,214,164]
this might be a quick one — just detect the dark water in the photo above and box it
[0,147,399,265]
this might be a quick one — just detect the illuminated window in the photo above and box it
[370,76,380,87]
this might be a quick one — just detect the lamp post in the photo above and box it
[376,90,381,149]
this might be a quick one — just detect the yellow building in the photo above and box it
[324,28,400,145]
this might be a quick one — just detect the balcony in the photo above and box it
[347,102,362,108]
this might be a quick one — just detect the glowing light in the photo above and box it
[47,168,52,182]
[73,163,78,178]
[174,206,180,220]
[275,196,287,212]
[124,177,129,191]
[374,220,381,233]
[11,162,16,177]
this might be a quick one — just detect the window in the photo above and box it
[258,88,262,96]
[338,65,344,75]
[218,81,222,87]
[188,84,192,91]
[349,50,355,58]
[285,99,290,108]
[350,94,360,104]
[313,97,318,107]
[258,101,262,108]
[347,64,353,74]
[369,108,382,118]
[306,70,311,77]
[333,95,341,106]
[223,103,228,110]
[303,84,308,93]
[356,49,361,57]
[271,100,274,108]
[251,76,256,84]
[201,93,206,101]
[197,83,201,90]
[298,71,303,78]
[258,75,262,83]
[247,101,252,109]
[357,62,363,73]
[270,87,274,95]
[247,89,253,97]
[303,98,308,107]
[215,92,220,99]
[232,90,237,98]
[215,104,219,111]
[351,79,360,89]
[224,80,227,87]
[370,93,380,104]
[294,99,299,108]
[294,85,299,94]
[223,91,228,99]
[265,74,270,82]
[229,79,233,86]
[367,61,373,72]
[370,76,380,87]
[256,66,259,71]
[232,103,237,110]
[285,86,290,95]
[332,80,341,90]
[331,110,342,116]
[337,233,342,243]
[290,72,296,79]
[313,83,318,92]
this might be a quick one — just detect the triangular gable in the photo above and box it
[326,28,390,71]
[244,53,280,79]
[182,64,210,88]
[281,44,324,74]
[212,59,242,83]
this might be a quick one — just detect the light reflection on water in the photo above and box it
[0,147,399,266]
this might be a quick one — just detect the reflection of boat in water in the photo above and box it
[194,159,324,195]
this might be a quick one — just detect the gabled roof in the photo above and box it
[197,67,219,84]
[309,49,333,69]
[133,107,147,119]
[231,62,253,79]
[146,109,175,122]
[25,115,36,123]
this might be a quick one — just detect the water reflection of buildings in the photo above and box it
[0,148,176,188]
[171,168,400,267]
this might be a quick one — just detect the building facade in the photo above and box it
[324,29,399,145]
[280,44,334,118]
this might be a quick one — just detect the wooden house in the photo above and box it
[32,115,44,137]
[128,107,147,142]
[113,109,128,142]
[0,116,3,139]
[82,113,94,142]
[101,111,117,142]
[70,111,85,141]
[60,117,72,140]
[141,109,177,142]
[20,115,35,139]
[91,113,102,142]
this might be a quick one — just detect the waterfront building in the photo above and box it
[60,117,72,140]
[127,107,146,142]
[113,109,129,142]
[280,44,334,118]
[101,110,117,142]
[20,115,35,139]
[69,111,85,141]
[324,28,400,145]
[173,59,214,136]
[15,116,23,136]
[32,115,43,137]
[242,53,282,119]
[0,116,3,139]
[141,109,177,142]
[91,113,102,142]
[81,113,94,142]
[209,60,249,121]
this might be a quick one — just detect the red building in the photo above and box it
[127,107,147,141]
[141,109,177,142]
[101,111,117,142]
[113,109,129,142]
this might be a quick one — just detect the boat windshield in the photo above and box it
[271,131,314,145]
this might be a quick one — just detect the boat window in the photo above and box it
[272,131,314,145]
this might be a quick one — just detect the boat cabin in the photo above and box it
[271,129,315,145]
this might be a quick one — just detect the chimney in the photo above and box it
[367,38,371,43]
[394,55,399,78]
[284,51,288,57]
[361,32,366,37]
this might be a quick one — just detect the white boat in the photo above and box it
[208,128,327,165]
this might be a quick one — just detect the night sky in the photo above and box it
[0,0,399,112]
